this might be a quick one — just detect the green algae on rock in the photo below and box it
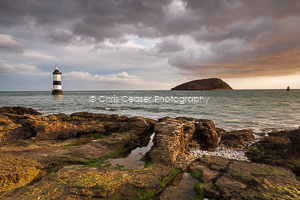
[0,155,44,194]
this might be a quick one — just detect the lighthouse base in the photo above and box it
[52,90,63,95]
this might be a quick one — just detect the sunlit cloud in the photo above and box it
[64,71,142,85]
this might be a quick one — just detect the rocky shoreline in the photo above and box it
[1,106,300,199]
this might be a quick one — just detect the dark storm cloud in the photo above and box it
[1,0,300,78]
[0,0,171,44]
[140,39,185,57]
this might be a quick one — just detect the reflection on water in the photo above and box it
[157,172,199,200]
[52,94,63,102]
[108,132,154,169]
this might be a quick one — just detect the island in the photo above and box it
[171,78,233,90]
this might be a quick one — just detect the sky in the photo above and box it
[0,0,300,91]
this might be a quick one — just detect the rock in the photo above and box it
[191,157,300,200]
[148,117,223,167]
[148,119,194,168]
[194,119,220,150]
[220,129,255,149]
[257,136,291,151]
[171,78,233,90]
[246,134,300,177]
[158,116,173,122]
[0,155,44,194]
[70,112,128,122]
[97,132,138,150]
[267,129,292,139]
[0,106,41,115]
[122,117,154,136]
[2,163,172,200]
[215,127,226,136]
[288,129,300,150]
[0,115,24,143]
[0,107,154,141]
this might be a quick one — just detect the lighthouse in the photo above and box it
[51,65,63,95]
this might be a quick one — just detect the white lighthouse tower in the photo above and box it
[51,65,63,95]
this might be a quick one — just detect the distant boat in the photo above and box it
[286,86,290,91]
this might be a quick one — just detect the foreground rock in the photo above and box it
[220,129,255,149]
[171,78,233,90]
[1,106,300,200]
[0,107,161,198]
[191,156,300,199]
[0,106,41,115]
[0,155,44,193]
[2,163,173,200]
[147,117,256,168]
[148,118,221,168]
[0,109,154,143]
[246,129,300,177]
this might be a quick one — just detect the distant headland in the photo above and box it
[171,78,233,90]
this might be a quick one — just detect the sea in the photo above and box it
[0,90,299,132]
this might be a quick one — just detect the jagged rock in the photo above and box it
[220,129,255,149]
[191,157,300,200]
[148,118,223,167]
[215,127,226,136]
[158,116,175,122]
[148,119,194,168]
[0,115,24,143]
[0,107,154,142]
[288,129,300,150]
[246,134,300,177]
[122,117,154,136]
[256,136,291,151]
[0,106,41,115]
[194,119,220,150]
[268,129,292,139]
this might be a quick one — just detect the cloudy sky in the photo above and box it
[0,0,300,91]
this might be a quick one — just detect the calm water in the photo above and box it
[0,90,299,132]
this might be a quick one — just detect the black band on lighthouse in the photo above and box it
[53,81,61,85]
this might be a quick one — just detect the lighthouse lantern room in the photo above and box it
[51,65,63,95]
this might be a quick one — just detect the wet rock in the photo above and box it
[268,129,292,139]
[220,129,255,149]
[215,127,226,136]
[0,106,41,115]
[148,117,224,168]
[194,119,219,150]
[246,135,300,177]
[191,157,300,200]
[288,129,300,150]
[0,107,154,142]
[148,119,194,168]
[158,116,173,122]
[257,136,291,151]
[122,117,154,136]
